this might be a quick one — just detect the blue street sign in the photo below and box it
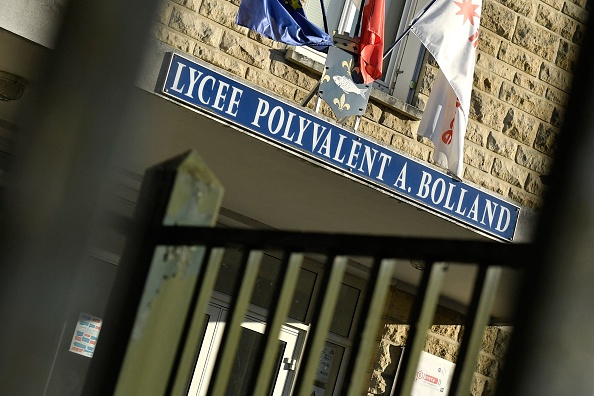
[159,53,520,241]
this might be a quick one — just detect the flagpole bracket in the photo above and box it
[302,82,320,106]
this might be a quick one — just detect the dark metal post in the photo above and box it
[83,151,224,395]
[496,15,594,396]
[319,0,330,34]
[449,266,502,396]
[292,255,348,396]
[342,257,396,396]
[392,262,448,396]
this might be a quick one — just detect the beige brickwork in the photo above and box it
[366,285,513,396]
[150,1,586,390]
[416,0,586,210]
[153,0,587,211]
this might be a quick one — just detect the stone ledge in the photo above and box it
[285,47,326,73]
[371,89,423,120]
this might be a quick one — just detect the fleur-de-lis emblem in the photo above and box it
[317,45,370,118]
[341,59,360,75]
[333,94,351,111]
[321,67,331,83]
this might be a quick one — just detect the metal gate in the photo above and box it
[82,151,532,396]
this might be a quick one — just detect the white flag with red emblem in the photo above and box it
[411,0,481,178]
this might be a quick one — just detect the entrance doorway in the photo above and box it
[187,300,302,396]
[185,247,364,396]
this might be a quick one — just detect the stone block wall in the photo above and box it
[156,0,311,98]
[155,0,431,165]
[152,0,589,213]
[366,286,513,396]
[151,0,587,393]
[415,0,588,210]
[155,0,587,212]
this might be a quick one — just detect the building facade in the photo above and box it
[155,0,584,212]
[150,1,584,392]
[0,0,588,394]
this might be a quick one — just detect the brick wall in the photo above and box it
[416,0,588,210]
[152,0,588,393]
[367,286,513,396]
[154,0,588,212]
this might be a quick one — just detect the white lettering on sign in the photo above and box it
[170,61,244,118]
[294,117,311,146]
[333,134,348,163]
[198,76,215,104]
[170,62,186,94]
[375,153,392,181]
[162,54,520,240]
[252,98,269,127]
[443,183,457,211]
[394,162,408,190]
[186,68,204,98]
[413,171,511,233]
[311,124,328,153]
[346,140,361,168]
[251,102,395,184]
[268,105,285,135]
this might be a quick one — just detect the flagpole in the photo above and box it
[318,0,329,33]
[382,0,438,59]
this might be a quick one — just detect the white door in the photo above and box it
[187,302,301,396]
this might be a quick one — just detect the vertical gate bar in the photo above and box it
[293,255,348,396]
[392,262,448,396]
[497,16,594,395]
[84,169,176,396]
[113,245,213,396]
[451,266,502,396]
[112,152,223,396]
[84,151,223,396]
[169,247,226,395]
[206,250,264,395]
[345,258,396,396]
[251,253,305,396]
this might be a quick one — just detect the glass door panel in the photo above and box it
[188,303,227,396]
[225,329,287,396]
[187,303,300,396]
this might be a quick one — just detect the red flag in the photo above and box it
[359,0,385,84]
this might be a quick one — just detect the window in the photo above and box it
[301,0,432,103]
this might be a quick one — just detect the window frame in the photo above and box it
[298,0,429,106]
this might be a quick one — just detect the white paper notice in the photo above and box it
[411,351,456,395]
[69,313,102,358]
